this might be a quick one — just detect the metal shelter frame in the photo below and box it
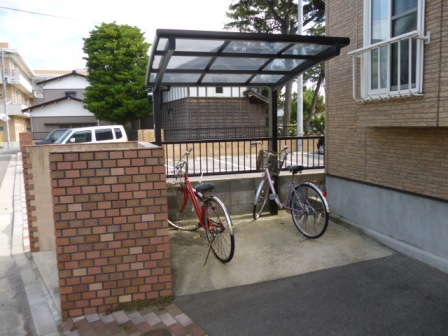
[145,29,349,214]
[145,29,350,150]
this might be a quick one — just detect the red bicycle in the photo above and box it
[167,149,235,263]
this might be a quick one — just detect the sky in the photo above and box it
[0,0,231,71]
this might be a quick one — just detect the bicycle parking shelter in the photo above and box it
[145,29,350,213]
[146,29,349,147]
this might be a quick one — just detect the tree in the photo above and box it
[302,23,325,133]
[224,0,325,131]
[82,22,152,125]
[291,86,325,135]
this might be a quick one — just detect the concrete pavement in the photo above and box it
[0,151,35,335]
[4,151,207,336]
[4,149,448,335]
[169,211,393,297]
[1,151,60,335]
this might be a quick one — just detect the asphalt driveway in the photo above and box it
[168,212,448,335]
[175,253,448,335]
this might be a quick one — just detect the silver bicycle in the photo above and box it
[252,142,330,239]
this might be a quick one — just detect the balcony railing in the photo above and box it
[349,30,429,102]
[1,68,33,94]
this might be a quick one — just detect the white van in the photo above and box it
[55,125,128,144]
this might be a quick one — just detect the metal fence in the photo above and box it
[163,136,324,177]
[163,126,266,141]
[32,132,51,141]
[31,130,324,177]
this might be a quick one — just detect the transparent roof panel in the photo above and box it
[251,74,284,84]
[146,29,350,89]
[176,39,223,52]
[156,38,168,52]
[283,43,331,56]
[264,58,305,71]
[152,55,162,69]
[211,57,268,71]
[202,74,253,84]
[224,41,290,54]
[167,56,212,70]
[162,73,202,83]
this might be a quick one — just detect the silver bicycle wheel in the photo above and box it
[290,183,329,238]
[253,178,270,220]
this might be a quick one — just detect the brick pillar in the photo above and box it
[19,133,39,251]
[49,147,171,319]
[19,132,33,150]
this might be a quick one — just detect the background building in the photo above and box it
[23,70,106,140]
[160,87,268,141]
[0,43,33,149]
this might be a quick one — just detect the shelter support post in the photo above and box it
[153,89,162,146]
[270,88,279,216]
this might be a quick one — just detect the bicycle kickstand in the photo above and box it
[204,238,215,266]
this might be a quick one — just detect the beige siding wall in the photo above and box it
[365,127,448,198]
[0,117,30,142]
[326,0,448,201]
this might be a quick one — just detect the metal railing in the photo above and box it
[163,126,266,141]
[163,136,324,177]
[31,130,325,176]
[32,132,51,141]
[348,30,429,102]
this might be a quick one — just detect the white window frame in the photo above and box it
[350,0,427,101]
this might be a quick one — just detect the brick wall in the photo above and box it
[20,140,140,252]
[326,0,448,201]
[49,146,172,319]
[19,133,39,251]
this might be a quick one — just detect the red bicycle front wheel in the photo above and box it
[203,196,235,263]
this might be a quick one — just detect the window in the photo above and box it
[95,129,114,141]
[114,127,123,139]
[215,87,223,94]
[69,130,92,143]
[65,91,77,98]
[350,0,426,100]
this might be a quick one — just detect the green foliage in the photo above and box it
[291,88,325,135]
[225,0,298,34]
[224,0,326,130]
[311,112,325,134]
[303,23,325,84]
[225,0,324,34]
[82,22,152,125]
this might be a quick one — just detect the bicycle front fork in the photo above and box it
[266,177,284,209]
[269,193,284,209]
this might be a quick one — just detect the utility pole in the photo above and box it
[297,0,303,152]
[1,49,10,150]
